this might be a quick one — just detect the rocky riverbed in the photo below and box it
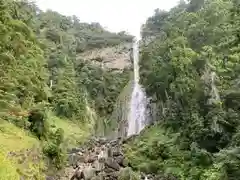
[46,136,177,180]
[65,137,141,180]
[45,136,143,180]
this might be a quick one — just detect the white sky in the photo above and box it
[35,0,179,37]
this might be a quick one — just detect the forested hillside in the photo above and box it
[0,0,132,178]
[4,0,240,179]
[125,0,240,179]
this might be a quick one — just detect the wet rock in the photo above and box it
[99,137,107,145]
[109,140,118,146]
[64,136,149,180]
[78,156,85,163]
[92,160,105,172]
[146,174,154,180]
[122,158,129,167]
[70,147,82,154]
[82,166,97,180]
[107,171,120,179]
[115,155,125,166]
[98,148,108,163]
[68,153,82,167]
[77,151,84,156]
[107,147,113,157]
[140,173,145,180]
[91,172,106,180]
[84,154,98,163]
[105,157,120,171]
[46,176,55,180]
[104,167,116,173]
[106,142,111,148]
[94,146,101,155]
[91,176,101,180]
[70,168,84,180]
[112,147,123,157]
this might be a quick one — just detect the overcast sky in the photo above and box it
[35,0,180,37]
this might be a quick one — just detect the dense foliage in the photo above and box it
[0,0,132,121]
[125,0,240,179]
[0,0,132,170]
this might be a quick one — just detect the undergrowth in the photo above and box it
[0,119,44,180]
[0,109,90,179]
[123,125,232,180]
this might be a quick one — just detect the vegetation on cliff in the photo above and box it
[125,0,240,179]
[0,0,132,178]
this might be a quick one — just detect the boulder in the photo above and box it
[114,155,125,167]
[98,149,108,163]
[112,147,123,157]
[105,157,120,171]
[107,171,120,179]
[66,136,147,180]
[99,137,107,145]
[68,153,84,167]
[70,168,84,180]
[85,154,98,163]
[82,166,97,180]
[92,160,105,172]
[104,167,116,173]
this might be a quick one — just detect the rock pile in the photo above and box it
[56,136,179,180]
[68,137,132,180]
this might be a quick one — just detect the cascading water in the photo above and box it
[210,72,220,102]
[127,38,148,137]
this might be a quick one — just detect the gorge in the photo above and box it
[1,0,240,180]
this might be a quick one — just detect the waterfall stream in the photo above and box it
[210,72,220,102]
[127,38,148,137]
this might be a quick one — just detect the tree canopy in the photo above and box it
[125,0,240,179]
[0,0,132,122]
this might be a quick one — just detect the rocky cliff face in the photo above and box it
[77,43,132,71]
[108,80,134,139]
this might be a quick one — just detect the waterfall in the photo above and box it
[127,38,148,137]
[209,71,222,132]
[210,72,220,102]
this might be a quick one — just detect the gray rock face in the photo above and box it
[77,43,132,70]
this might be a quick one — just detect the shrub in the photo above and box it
[43,127,66,169]
[28,108,49,140]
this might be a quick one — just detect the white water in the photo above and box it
[127,38,148,137]
[210,72,220,102]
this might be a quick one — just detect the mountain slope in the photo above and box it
[125,0,240,179]
[0,0,133,179]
